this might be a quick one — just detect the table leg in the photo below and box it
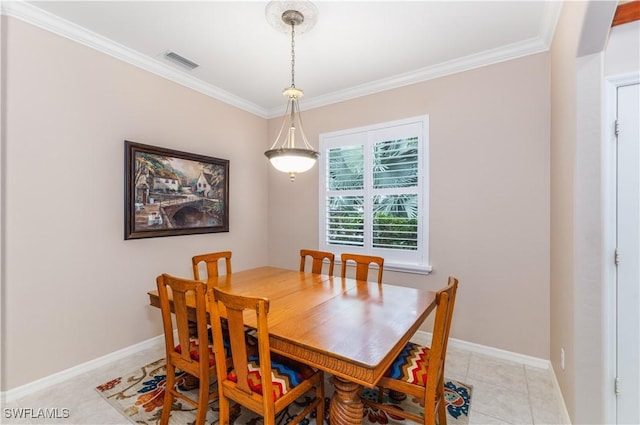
[329,376,363,425]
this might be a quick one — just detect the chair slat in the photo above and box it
[300,249,335,276]
[340,253,384,283]
[192,251,232,282]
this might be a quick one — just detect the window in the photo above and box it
[319,116,431,274]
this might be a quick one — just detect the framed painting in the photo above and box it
[124,141,229,239]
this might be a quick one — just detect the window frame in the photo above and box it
[318,115,431,274]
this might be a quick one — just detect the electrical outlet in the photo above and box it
[561,348,565,370]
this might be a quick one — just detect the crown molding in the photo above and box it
[540,0,563,48]
[281,35,549,118]
[1,0,270,118]
[3,0,562,120]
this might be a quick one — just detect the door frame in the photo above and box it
[604,73,640,425]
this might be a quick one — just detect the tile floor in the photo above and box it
[1,341,569,425]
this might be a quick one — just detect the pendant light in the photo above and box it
[264,2,319,182]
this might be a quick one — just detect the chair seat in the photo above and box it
[175,338,215,366]
[175,334,231,367]
[385,342,431,386]
[227,354,316,401]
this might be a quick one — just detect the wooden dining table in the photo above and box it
[147,266,437,425]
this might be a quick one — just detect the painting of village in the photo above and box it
[125,141,229,239]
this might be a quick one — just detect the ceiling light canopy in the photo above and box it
[264,1,319,182]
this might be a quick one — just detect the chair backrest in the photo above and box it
[156,273,211,377]
[425,276,459,403]
[299,249,335,275]
[340,253,384,283]
[208,287,275,412]
[192,251,232,283]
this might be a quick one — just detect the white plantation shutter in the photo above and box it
[327,195,364,247]
[328,145,364,190]
[372,194,418,250]
[373,138,418,189]
[326,145,365,246]
[319,116,431,273]
[372,137,419,251]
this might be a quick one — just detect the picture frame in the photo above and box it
[124,141,229,240]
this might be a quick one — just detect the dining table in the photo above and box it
[147,266,437,425]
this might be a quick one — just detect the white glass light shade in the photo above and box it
[265,148,319,180]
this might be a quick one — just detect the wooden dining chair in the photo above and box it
[190,251,233,342]
[156,273,229,425]
[299,249,335,275]
[208,287,325,425]
[340,253,384,283]
[192,251,232,283]
[192,250,259,358]
[362,276,459,425]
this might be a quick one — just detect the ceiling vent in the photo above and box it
[164,51,199,70]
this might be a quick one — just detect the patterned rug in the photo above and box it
[96,358,472,425]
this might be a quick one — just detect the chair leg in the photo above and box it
[194,375,209,425]
[437,397,448,425]
[264,411,275,425]
[160,364,176,425]
[218,394,230,425]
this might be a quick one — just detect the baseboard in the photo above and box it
[411,330,550,369]
[411,330,572,424]
[1,335,164,402]
[549,363,573,425]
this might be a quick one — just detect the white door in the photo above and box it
[616,82,640,425]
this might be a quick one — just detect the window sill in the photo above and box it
[384,262,433,275]
[336,259,432,275]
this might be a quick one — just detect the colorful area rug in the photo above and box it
[96,358,472,425]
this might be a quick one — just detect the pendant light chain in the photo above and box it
[287,21,297,150]
[290,22,296,89]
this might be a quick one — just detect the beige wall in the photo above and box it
[549,2,583,418]
[550,2,624,423]
[267,53,551,359]
[2,16,269,390]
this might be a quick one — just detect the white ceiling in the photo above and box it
[5,1,563,118]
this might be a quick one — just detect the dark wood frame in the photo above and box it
[124,140,229,240]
